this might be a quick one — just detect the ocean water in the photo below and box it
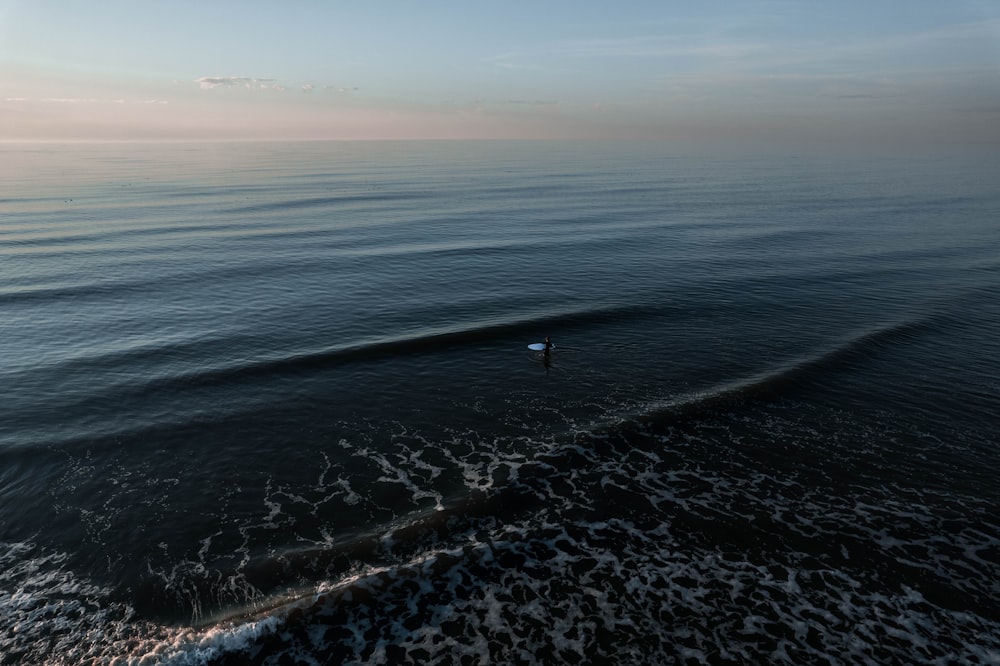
[1,140,998,665]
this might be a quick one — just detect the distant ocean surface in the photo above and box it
[1,140,998,665]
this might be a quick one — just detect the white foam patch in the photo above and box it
[292,513,998,664]
[203,404,1000,663]
[16,400,1000,664]
[0,540,164,664]
[121,615,282,666]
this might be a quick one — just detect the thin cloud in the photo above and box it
[716,18,1000,78]
[7,97,169,105]
[547,35,769,60]
[40,97,100,103]
[505,99,559,106]
[195,76,363,98]
[489,17,1000,84]
[196,76,281,90]
[490,34,771,71]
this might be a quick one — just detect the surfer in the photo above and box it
[542,336,553,372]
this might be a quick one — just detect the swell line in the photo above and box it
[634,317,936,425]
[223,191,428,215]
[2,301,665,449]
[148,303,658,391]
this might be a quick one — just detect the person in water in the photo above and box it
[541,336,553,371]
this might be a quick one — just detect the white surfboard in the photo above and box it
[528,343,554,351]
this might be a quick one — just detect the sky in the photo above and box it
[1,1,999,146]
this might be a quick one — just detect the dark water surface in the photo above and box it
[1,141,998,664]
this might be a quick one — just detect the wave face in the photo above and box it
[1,141,999,664]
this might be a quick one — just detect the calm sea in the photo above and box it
[1,141,998,664]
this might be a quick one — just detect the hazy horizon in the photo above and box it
[2,1,999,149]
